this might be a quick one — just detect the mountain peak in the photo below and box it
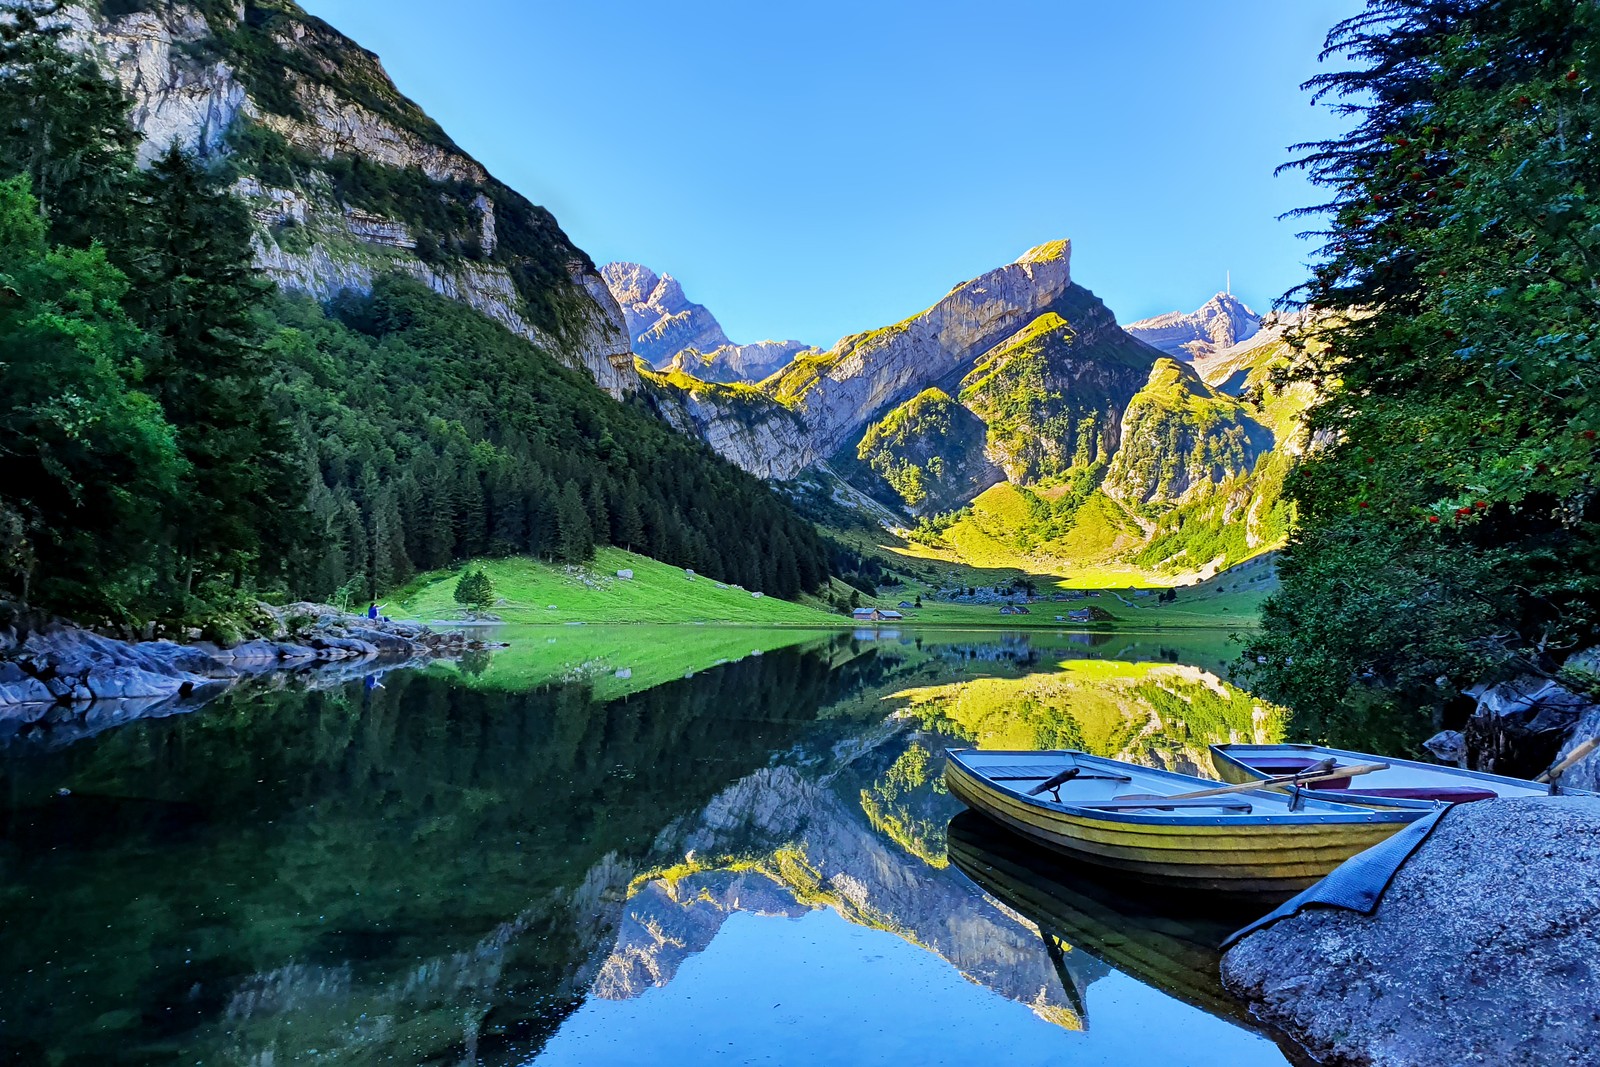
[1016,239,1072,268]
[599,261,813,381]
[1124,292,1261,360]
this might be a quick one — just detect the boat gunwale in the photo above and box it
[945,748,1418,829]
[1209,741,1594,801]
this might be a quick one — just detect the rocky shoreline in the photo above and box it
[0,603,501,746]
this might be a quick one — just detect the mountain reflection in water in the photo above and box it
[1,627,1294,1065]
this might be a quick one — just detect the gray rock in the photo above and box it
[0,661,54,707]
[1548,710,1600,793]
[44,675,91,702]
[1422,729,1466,765]
[1466,674,1597,777]
[82,666,190,701]
[273,643,320,662]
[219,639,283,665]
[1125,292,1262,360]
[344,627,418,656]
[308,636,378,659]
[1564,647,1600,684]
[1223,797,1600,1067]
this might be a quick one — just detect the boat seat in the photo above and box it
[984,765,1133,783]
[1328,785,1499,803]
[1245,757,1352,789]
[1082,797,1254,812]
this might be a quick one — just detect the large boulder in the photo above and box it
[1465,675,1597,777]
[0,661,53,707]
[1223,797,1600,1067]
[81,665,192,701]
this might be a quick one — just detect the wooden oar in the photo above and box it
[1113,761,1390,806]
[1535,737,1599,785]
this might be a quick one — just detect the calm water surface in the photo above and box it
[1,627,1303,1065]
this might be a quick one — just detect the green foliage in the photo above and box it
[0,177,184,611]
[852,388,991,512]
[1134,453,1292,574]
[0,9,140,250]
[452,568,494,611]
[1249,0,1600,726]
[1103,359,1272,509]
[960,313,1095,482]
[271,279,829,600]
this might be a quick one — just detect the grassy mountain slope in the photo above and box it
[1102,358,1274,509]
[838,389,1003,515]
[397,549,838,626]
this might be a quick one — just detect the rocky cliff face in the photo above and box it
[65,0,637,395]
[600,261,731,365]
[667,338,812,385]
[1126,293,1261,361]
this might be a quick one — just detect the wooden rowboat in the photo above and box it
[943,748,1418,900]
[1209,742,1591,812]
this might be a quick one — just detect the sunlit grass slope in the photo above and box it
[398,548,840,625]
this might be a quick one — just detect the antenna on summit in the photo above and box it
[1226,270,1232,296]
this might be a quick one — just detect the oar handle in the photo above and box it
[1168,762,1390,801]
[1535,737,1599,784]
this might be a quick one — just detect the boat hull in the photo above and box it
[945,754,1410,900]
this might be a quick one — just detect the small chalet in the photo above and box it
[898,601,915,609]
[1067,608,1094,623]
[852,607,904,622]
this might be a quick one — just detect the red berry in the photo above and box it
[1584,430,1597,440]
[1410,171,1424,180]
[1474,500,1488,509]
[1359,502,1370,509]
[1453,181,1465,189]
[1517,95,1532,106]
[1426,515,1440,524]
[1456,507,1473,517]
[1567,70,1580,82]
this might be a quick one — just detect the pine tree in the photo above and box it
[453,568,494,611]
[555,479,594,562]
[127,147,302,597]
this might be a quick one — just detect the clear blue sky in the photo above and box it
[300,0,1362,346]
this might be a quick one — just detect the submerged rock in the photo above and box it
[1222,797,1600,1067]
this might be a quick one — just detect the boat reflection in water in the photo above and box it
[947,811,1315,1063]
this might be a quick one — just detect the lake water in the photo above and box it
[0,626,1305,1065]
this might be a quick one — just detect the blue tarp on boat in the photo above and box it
[1222,805,1454,948]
